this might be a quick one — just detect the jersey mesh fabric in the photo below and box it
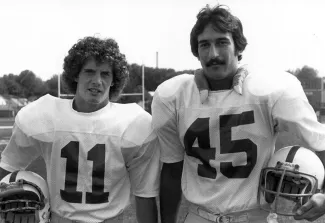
[152,70,325,215]
[0,94,160,222]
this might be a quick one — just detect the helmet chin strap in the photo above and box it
[267,212,279,223]
[35,207,51,223]
[292,202,302,213]
[35,210,40,223]
[0,213,5,223]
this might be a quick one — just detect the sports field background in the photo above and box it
[1,118,325,222]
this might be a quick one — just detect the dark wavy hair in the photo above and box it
[190,4,247,61]
[62,36,129,101]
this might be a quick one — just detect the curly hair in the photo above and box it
[62,36,129,101]
[190,4,247,61]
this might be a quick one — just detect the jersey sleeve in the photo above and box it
[0,123,42,172]
[272,74,325,151]
[151,89,185,163]
[0,95,55,172]
[121,110,160,198]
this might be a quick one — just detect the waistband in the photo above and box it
[50,212,124,223]
[188,204,267,223]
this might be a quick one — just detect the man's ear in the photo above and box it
[236,51,243,61]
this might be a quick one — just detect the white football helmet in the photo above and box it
[0,171,50,223]
[258,145,325,216]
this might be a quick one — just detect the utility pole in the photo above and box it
[142,64,145,109]
[58,74,60,98]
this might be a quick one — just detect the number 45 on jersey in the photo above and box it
[184,111,257,179]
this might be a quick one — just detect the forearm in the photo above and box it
[135,196,158,223]
[160,183,182,223]
[160,162,183,223]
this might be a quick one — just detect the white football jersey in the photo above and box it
[0,94,160,222]
[152,69,325,214]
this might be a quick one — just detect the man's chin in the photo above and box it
[86,97,109,106]
[205,69,228,80]
[85,97,101,105]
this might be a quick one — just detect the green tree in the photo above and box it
[0,78,8,95]
[287,65,319,80]
[2,74,22,97]
[298,66,319,79]
[17,70,48,98]
[45,75,59,97]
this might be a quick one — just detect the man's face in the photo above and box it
[74,57,113,112]
[197,23,239,80]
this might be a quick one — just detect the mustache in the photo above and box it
[206,58,225,67]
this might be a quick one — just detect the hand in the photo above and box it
[294,193,325,221]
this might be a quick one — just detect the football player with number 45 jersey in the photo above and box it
[152,4,325,223]
[0,37,160,223]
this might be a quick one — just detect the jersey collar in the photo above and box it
[194,65,249,104]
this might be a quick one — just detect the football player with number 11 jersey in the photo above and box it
[0,37,160,223]
[152,4,325,223]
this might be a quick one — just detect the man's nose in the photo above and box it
[92,71,102,84]
[208,45,219,59]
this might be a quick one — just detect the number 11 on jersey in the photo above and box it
[60,141,110,204]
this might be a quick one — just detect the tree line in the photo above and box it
[0,64,320,112]
[0,64,195,112]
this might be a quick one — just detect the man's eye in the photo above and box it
[218,41,229,46]
[102,72,111,76]
[199,43,209,48]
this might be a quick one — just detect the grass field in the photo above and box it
[1,129,325,222]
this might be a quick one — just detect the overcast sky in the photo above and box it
[0,0,324,80]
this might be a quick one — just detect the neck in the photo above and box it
[72,97,109,113]
[206,75,234,91]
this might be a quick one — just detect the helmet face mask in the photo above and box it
[258,146,324,216]
[0,179,45,212]
[259,165,318,215]
[0,171,50,223]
